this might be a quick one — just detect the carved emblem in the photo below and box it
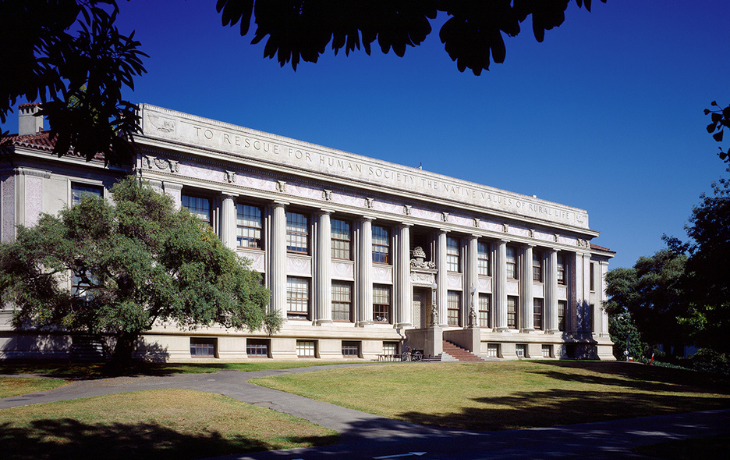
[169,160,179,173]
[474,217,480,228]
[441,212,449,223]
[276,180,287,193]
[503,223,510,233]
[154,158,169,170]
[366,198,374,209]
[225,170,236,183]
[143,156,154,169]
[404,205,412,216]
[530,229,535,238]
[554,233,560,243]
[323,189,332,201]
[147,115,175,133]
[410,246,436,269]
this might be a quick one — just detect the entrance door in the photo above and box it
[412,288,431,329]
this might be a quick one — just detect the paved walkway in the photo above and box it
[2,365,729,459]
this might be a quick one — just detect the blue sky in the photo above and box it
[5,1,730,270]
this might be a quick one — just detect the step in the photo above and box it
[442,340,486,362]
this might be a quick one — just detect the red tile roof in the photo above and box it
[590,243,615,253]
[0,131,105,161]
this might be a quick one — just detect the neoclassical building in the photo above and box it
[1,104,615,361]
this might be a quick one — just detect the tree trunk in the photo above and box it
[112,331,139,365]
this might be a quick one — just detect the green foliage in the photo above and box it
[705,101,730,161]
[605,249,688,356]
[607,312,646,361]
[0,178,279,362]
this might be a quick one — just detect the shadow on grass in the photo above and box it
[396,388,730,432]
[0,418,338,460]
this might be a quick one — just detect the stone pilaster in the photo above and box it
[495,239,508,331]
[396,224,412,328]
[583,252,592,333]
[315,210,333,325]
[436,229,448,327]
[546,248,559,333]
[600,260,610,336]
[163,182,183,210]
[270,202,288,320]
[358,217,373,326]
[220,193,237,250]
[521,245,535,332]
[467,235,479,327]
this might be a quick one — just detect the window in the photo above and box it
[286,277,309,320]
[237,204,262,248]
[507,296,519,329]
[182,195,211,225]
[247,339,269,357]
[533,298,544,330]
[286,212,309,253]
[372,226,390,264]
[447,291,461,326]
[487,344,500,357]
[190,338,216,357]
[71,183,103,207]
[332,281,352,321]
[331,219,351,259]
[296,340,316,357]
[533,251,543,282]
[590,262,595,291]
[342,341,360,357]
[558,300,567,331]
[557,254,566,285]
[478,293,491,328]
[373,285,391,323]
[506,246,517,279]
[516,344,526,358]
[72,271,95,301]
[542,344,552,358]
[478,242,490,276]
[383,341,398,356]
[447,237,460,272]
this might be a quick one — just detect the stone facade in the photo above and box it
[0,104,615,361]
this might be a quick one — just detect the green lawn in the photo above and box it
[251,360,730,431]
[0,377,69,398]
[0,389,338,460]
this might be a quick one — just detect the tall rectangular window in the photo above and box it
[478,242,490,276]
[71,183,103,207]
[557,254,566,285]
[506,246,517,279]
[372,226,390,264]
[286,277,309,320]
[478,293,491,328]
[533,250,543,282]
[331,281,352,322]
[558,300,567,331]
[507,296,519,329]
[373,285,391,323]
[447,291,461,326]
[236,204,262,248]
[533,298,544,330]
[447,237,460,272]
[590,262,595,291]
[286,212,308,253]
[182,195,211,225]
[331,219,351,260]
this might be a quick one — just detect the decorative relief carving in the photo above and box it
[554,234,560,243]
[441,212,449,223]
[404,205,412,216]
[576,239,589,248]
[474,218,480,228]
[373,266,393,284]
[225,170,236,183]
[533,284,544,298]
[506,280,519,295]
[411,271,436,286]
[503,223,510,233]
[558,285,568,300]
[478,277,491,293]
[276,180,287,193]
[323,189,332,201]
[447,273,462,289]
[332,261,354,280]
[240,252,265,272]
[530,229,535,238]
[144,156,179,173]
[286,256,311,276]
[147,114,175,133]
[169,160,179,173]
[410,247,436,269]
[365,197,374,209]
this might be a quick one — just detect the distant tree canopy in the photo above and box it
[216,0,607,75]
[0,0,146,165]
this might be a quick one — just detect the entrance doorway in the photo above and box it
[412,287,433,329]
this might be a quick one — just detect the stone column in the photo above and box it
[358,217,374,326]
[521,245,535,332]
[495,239,508,332]
[220,194,237,249]
[396,224,412,328]
[583,253,592,333]
[270,202,288,320]
[600,260,610,336]
[467,235,479,327]
[315,210,333,325]
[435,229,448,327]
[163,182,183,210]
[545,248,560,333]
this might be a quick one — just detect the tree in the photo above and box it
[0,178,280,363]
[216,0,607,75]
[665,169,730,353]
[705,101,730,162]
[0,0,147,165]
[605,250,688,357]
[608,311,645,361]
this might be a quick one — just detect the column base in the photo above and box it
[521,327,535,334]
[315,319,333,326]
[496,327,510,333]
[396,322,413,329]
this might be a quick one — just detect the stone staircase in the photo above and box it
[441,340,486,362]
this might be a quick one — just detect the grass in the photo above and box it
[250,360,730,431]
[633,434,730,459]
[0,359,365,378]
[0,389,338,460]
[0,377,69,398]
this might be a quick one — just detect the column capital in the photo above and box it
[272,200,289,208]
[470,233,481,240]
[162,181,183,192]
[220,192,238,200]
[317,208,335,215]
[397,222,413,229]
[360,215,376,222]
[437,228,449,234]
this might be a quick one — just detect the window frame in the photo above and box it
[342,341,360,358]
[373,284,391,323]
[478,293,491,328]
[532,250,543,282]
[182,194,212,225]
[507,295,519,329]
[558,300,567,331]
[286,211,309,254]
[590,262,595,291]
[372,225,390,264]
[446,237,460,272]
[533,298,544,330]
[331,218,352,260]
[296,340,316,357]
[506,246,518,279]
[477,241,490,276]
[331,281,353,322]
[286,276,310,320]
[236,203,263,249]
[190,338,217,358]
[447,291,461,326]
[246,339,269,357]
[71,182,103,207]
[557,254,566,285]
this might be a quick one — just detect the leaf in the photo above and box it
[713,130,724,142]
[704,109,711,115]
[707,122,718,133]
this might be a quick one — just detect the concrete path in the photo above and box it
[2,364,729,460]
